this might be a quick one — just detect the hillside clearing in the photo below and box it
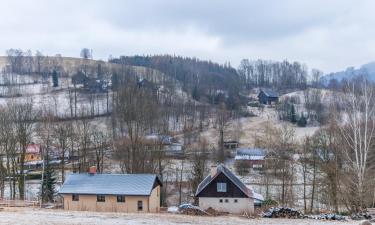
[0,207,357,225]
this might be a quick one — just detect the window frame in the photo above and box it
[117,195,125,203]
[216,182,227,192]
[97,194,106,202]
[72,194,79,201]
[137,200,143,211]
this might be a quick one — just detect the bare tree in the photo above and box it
[337,78,375,212]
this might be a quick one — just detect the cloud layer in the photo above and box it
[0,0,374,72]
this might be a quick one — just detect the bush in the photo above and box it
[297,114,307,127]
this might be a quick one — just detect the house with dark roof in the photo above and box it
[59,167,162,213]
[195,164,259,214]
[258,89,279,104]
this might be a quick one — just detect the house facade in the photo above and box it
[195,165,256,214]
[258,89,279,105]
[235,148,266,169]
[59,169,162,213]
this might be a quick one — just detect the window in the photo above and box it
[225,199,229,203]
[234,199,238,203]
[217,183,227,192]
[219,199,223,203]
[72,194,79,201]
[117,195,125,203]
[137,201,143,211]
[97,195,105,202]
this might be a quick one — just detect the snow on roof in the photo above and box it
[246,185,264,202]
[59,173,161,196]
[236,148,266,156]
[260,89,279,98]
[26,143,41,154]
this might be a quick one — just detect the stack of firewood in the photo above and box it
[263,207,303,219]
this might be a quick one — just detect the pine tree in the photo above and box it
[298,113,307,127]
[290,104,297,123]
[41,158,57,203]
[52,70,58,87]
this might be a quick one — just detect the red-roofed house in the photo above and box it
[25,143,41,162]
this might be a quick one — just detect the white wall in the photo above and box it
[198,197,254,214]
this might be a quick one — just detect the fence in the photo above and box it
[0,199,39,207]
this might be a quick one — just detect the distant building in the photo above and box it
[223,141,239,149]
[235,148,266,169]
[25,143,41,162]
[59,168,162,213]
[145,134,183,156]
[195,164,259,214]
[258,89,279,105]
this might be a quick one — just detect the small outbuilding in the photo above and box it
[59,169,162,213]
[258,89,279,105]
[195,164,257,214]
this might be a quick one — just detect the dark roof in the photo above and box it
[59,173,161,196]
[195,164,253,198]
[236,148,266,156]
[260,89,279,98]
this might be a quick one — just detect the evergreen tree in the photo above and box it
[52,70,58,87]
[290,104,297,123]
[298,113,307,127]
[41,157,57,203]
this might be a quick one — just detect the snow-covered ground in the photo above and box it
[0,207,357,225]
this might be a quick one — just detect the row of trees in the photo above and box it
[253,78,375,213]
[238,59,319,91]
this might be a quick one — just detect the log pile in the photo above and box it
[178,204,209,216]
[263,207,303,218]
[308,213,346,221]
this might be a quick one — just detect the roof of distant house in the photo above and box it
[235,148,266,160]
[59,173,162,196]
[260,89,279,98]
[195,164,253,198]
[26,143,41,154]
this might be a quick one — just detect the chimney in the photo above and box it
[210,165,217,178]
[89,166,97,175]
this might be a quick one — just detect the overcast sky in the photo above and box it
[1,0,375,73]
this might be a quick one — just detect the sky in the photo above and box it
[1,0,375,73]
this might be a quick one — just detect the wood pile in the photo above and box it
[178,204,209,216]
[308,213,346,221]
[263,207,303,218]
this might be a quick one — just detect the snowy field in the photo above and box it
[0,207,359,225]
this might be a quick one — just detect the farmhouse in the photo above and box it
[59,168,162,213]
[258,89,279,104]
[235,148,266,169]
[195,164,257,214]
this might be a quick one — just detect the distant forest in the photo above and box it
[110,55,242,108]
[112,55,318,97]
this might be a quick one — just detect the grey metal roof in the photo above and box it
[260,89,279,98]
[195,164,253,198]
[59,173,160,196]
[236,148,266,156]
